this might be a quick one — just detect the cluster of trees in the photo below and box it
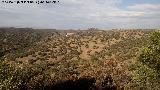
[0,28,57,58]
[132,31,160,89]
[1,28,158,90]
[0,59,117,90]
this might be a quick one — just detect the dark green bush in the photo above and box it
[132,31,160,89]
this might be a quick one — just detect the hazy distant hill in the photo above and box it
[0,28,59,57]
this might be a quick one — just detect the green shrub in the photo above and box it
[132,31,160,89]
[132,62,160,90]
[0,61,22,90]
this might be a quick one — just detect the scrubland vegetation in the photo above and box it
[0,27,159,90]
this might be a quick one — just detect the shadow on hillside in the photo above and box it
[44,75,117,90]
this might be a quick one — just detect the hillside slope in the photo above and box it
[0,28,152,90]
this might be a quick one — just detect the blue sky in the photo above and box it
[0,0,160,29]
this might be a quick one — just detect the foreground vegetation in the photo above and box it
[0,27,159,90]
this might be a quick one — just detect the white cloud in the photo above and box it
[0,0,160,29]
[128,3,160,11]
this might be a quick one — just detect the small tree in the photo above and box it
[138,31,160,72]
[132,31,160,89]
